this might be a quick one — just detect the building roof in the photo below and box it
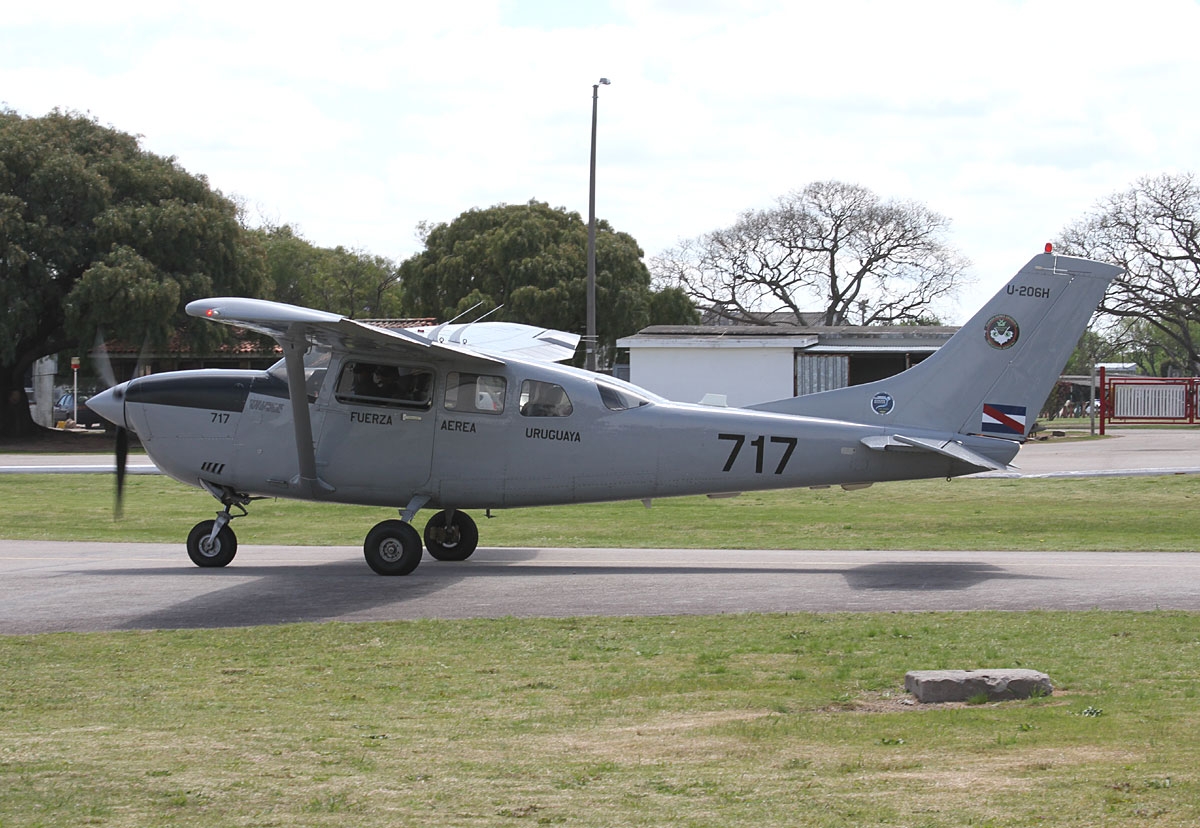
[617,323,958,354]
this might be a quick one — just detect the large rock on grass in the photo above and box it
[905,669,1053,703]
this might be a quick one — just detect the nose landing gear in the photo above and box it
[186,518,238,567]
[187,481,255,568]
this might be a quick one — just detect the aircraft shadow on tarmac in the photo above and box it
[841,561,1055,592]
[84,552,1058,631]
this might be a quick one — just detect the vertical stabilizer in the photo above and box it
[748,252,1122,439]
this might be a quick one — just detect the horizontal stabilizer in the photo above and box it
[860,434,1012,472]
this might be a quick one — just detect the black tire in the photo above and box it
[424,510,479,561]
[186,520,238,568]
[364,520,423,576]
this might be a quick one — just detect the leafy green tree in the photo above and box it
[1117,318,1200,377]
[1061,330,1124,376]
[257,224,402,318]
[0,109,267,437]
[399,200,697,366]
[256,224,325,308]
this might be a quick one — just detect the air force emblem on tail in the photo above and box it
[982,403,1027,436]
[984,315,1019,350]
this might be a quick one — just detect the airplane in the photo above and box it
[86,247,1122,575]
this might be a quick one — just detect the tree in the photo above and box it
[651,180,970,326]
[1118,318,1200,377]
[257,224,402,318]
[0,110,267,438]
[1061,329,1127,376]
[1059,172,1200,375]
[399,200,698,366]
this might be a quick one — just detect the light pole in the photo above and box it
[586,77,610,373]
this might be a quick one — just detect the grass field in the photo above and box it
[3,471,1200,825]
[2,472,1199,551]
[2,612,1199,826]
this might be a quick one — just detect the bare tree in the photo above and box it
[1060,172,1200,375]
[651,181,969,326]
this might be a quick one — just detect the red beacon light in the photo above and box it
[1045,242,1053,254]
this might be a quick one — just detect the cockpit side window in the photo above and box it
[519,380,573,417]
[445,372,507,415]
[335,361,434,409]
[597,382,653,411]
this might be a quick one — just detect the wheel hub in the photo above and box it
[379,538,404,563]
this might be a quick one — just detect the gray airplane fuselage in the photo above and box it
[123,355,1013,512]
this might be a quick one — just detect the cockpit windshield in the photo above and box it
[267,347,332,399]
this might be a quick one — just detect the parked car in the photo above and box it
[52,392,105,429]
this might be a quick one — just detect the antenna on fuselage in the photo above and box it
[441,301,485,327]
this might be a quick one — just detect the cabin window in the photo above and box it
[335,361,433,409]
[519,380,573,417]
[597,382,653,411]
[444,372,507,415]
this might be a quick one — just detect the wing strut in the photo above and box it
[281,326,330,498]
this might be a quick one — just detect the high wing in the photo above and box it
[186,297,501,368]
[185,298,581,365]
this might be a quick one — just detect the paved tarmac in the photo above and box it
[2,428,1198,633]
[984,426,1200,477]
[1,543,1198,634]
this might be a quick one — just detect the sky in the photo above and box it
[3,0,1198,323]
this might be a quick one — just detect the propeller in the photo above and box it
[93,329,144,519]
[115,423,128,518]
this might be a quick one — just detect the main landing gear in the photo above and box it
[187,483,479,576]
[362,510,479,576]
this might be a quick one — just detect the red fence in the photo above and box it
[1099,367,1200,434]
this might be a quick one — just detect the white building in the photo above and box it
[616,324,957,407]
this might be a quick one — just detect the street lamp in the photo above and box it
[586,77,611,373]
